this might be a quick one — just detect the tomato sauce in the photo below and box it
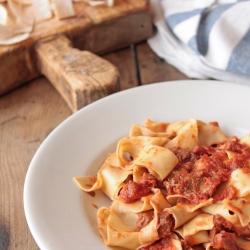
[157,211,175,238]
[207,214,250,249]
[211,231,238,250]
[139,235,177,250]
[213,185,237,202]
[136,210,154,231]
[119,172,159,203]
[119,137,250,205]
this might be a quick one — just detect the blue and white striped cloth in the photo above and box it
[148,0,250,85]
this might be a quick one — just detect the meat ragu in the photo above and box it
[157,211,175,238]
[139,234,178,250]
[209,214,241,250]
[211,231,238,250]
[137,210,154,231]
[119,172,160,203]
[139,214,242,250]
[119,137,250,249]
[136,210,174,237]
[74,118,250,250]
[119,137,250,205]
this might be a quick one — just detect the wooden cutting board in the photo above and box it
[0,0,152,98]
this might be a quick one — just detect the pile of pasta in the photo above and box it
[74,118,250,250]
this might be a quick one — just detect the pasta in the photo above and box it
[74,118,250,249]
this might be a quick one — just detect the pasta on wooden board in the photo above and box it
[74,118,250,249]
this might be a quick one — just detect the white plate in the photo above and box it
[24,80,250,250]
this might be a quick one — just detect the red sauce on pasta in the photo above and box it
[119,172,158,203]
[210,216,239,250]
[211,231,238,250]
[136,210,154,231]
[119,137,250,205]
[139,234,177,250]
[165,137,250,205]
[213,185,237,202]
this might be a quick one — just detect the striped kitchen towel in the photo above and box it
[148,0,250,85]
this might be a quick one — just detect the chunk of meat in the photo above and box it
[119,180,152,203]
[213,185,237,202]
[211,231,238,250]
[137,210,154,231]
[210,214,233,240]
[164,145,235,205]
[157,211,175,237]
[169,147,198,163]
[193,145,215,156]
[139,235,177,250]
[119,173,158,203]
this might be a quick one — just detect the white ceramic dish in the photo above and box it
[24,80,250,250]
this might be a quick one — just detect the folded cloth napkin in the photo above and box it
[148,0,250,85]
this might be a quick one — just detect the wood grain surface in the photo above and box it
[0,42,190,250]
[136,42,189,85]
[0,0,152,96]
[36,35,120,112]
[0,78,71,250]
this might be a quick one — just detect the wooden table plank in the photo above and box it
[136,42,189,85]
[0,78,71,250]
[103,47,138,90]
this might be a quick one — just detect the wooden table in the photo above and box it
[0,41,189,250]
